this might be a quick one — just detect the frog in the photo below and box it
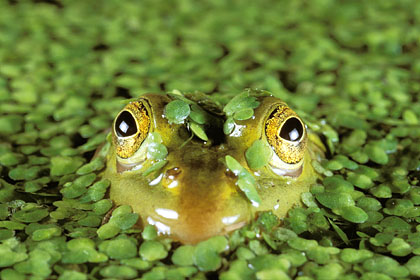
[102,90,325,244]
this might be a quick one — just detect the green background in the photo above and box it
[1,0,420,279]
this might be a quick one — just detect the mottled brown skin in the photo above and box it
[103,93,324,244]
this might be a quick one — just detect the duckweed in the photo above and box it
[338,206,368,224]
[363,256,409,278]
[141,132,169,176]
[193,237,227,272]
[245,140,273,170]
[58,270,87,280]
[31,227,62,241]
[225,155,261,205]
[164,94,211,141]
[141,225,158,241]
[50,156,85,176]
[0,244,27,267]
[97,205,139,240]
[172,245,195,266]
[165,100,191,125]
[99,265,138,279]
[146,133,168,160]
[223,90,260,135]
[406,256,420,277]
[1,0,420,278]
[12,207,49,223]
[340,249,373,264]
[99,238,137,260]
[189,122,209,141]
[223,90,260,119]
[139,240,168,262]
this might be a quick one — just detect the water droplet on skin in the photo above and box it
[147,217,171,235]
[149,173,164,186]
[155,208,179,220]
[222,215,240,225]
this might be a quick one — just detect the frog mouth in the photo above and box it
[116,160,144,173]
[268,162,303,177]
[146,204,251,244]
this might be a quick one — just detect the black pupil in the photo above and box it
[115,111,137,137]
[279,117,303,141]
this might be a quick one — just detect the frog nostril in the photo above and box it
[166,167,182,179]
[224,169,236,179]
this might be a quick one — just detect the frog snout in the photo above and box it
[153,163,252,244]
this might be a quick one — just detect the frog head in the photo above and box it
[103,91,324,244]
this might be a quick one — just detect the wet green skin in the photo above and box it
[103,93,324,244]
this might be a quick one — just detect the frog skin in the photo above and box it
[102,92,324,244]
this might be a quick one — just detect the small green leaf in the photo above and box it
[233,108,254,120]
[147,132,163,143]
[97,223,120,240]
[142,160,168,176]
[347,172,373,189]
[287,237,318,251]
[147,142,168,160]
[223,91,260,117]
[256,212,280,231]
[402,109,418,125]
[190,122,208,141]
[0,221,25,230]
[202,236,228,253]
[225,155,244,176]
[58,271,87,280]
[301,192,318,208]
[237,175,261,205]
[112,213,139,230]
[406,256,420,277]
[164,100,191,124]
[13,208,49,223]
[99,238,137,260]
[340,248,373,263]
[142,225,157,240]
[315,192,355,209]
[193,242,222,272]
[363,256,409,278]
[189,104,207,124]
[245,140,273,169]
[167,90,194,104]
[172,245,195,266]
[50,156,84,176]
[121,258,151,270]
[387,237,412,257]
[139,240,168,261]
[99,265,137,279]
[32,227,61,241]
[76,157,105,175]
[225,155,261,205]
[328,218,349,245]
[364,143,389,165]
[223,117,235,135]
[92,199,113,215]
[0,229,14,240]
[338,206,368,223]
[0,245,28,267]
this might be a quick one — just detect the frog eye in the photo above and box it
[279,117,304,142]
[113,100,151,159]
[115,111,138,137]
[265,104,307,170]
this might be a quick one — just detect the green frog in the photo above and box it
[103,90,324,244]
